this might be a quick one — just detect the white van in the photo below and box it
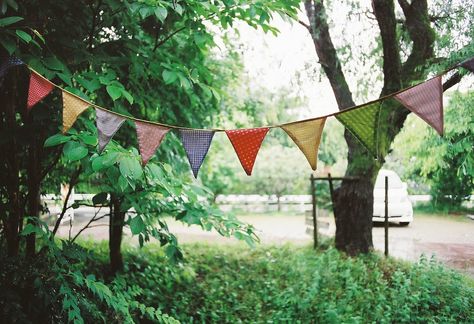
[373,169,413,226]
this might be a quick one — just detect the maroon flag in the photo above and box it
[27,71,54,110]
[135,121,169,165]
[394,76,443,135]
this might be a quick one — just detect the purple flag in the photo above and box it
[179,129,214,178]
[460,57,474,73]
[96,109,127,152]
[0,56,24,79]
[394,76,443,135]
[135,121,169,165]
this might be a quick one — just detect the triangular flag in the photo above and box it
[336,102,381,158]
[394,76,443,135]
[281,118,326,170]
[460,57,474,73]
[0,56,23,78]
[27,71,54,110]
[179,129,214,178]
[226,128,269,176]
[96,109,127,153]
[135,121,169,165]
[62,91,90,133]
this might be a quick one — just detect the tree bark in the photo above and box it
[1,69,22,256]
[109,194,125,274]
[304,0,435,254]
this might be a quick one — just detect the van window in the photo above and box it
[375,174,403,189]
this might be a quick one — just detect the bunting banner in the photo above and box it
[394,76,443,135]
[27,71,54,110]
[96,109,127,152]
[0,56,23,79]
[62,91,90,133]
[135,121,169,165]
[179,129,214,178]
[460,57,474,73]
[5,55,473,176]
[226,128,269,176]
[336,102,381,158]
[281,118,326,170]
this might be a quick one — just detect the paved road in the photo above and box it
[55,208,474,276]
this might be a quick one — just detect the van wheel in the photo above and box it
[400,222,410,226]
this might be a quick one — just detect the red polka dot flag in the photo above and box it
[27,71,54,110]
[226,128,269,176]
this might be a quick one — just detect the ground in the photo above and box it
[55,208,474,277]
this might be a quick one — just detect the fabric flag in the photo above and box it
[394,76,443,135]
[281,118,326,170]
[27,71,54,110]
[179,129,214,178]
[0,56,23,78]
[460,57,474,73]
[62,91,90,133]
[96,109,127,153]
[336,102,381,158]
[135,121,169,165]
[226,128,269,176]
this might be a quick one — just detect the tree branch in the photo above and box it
[443,71,462,92]
[373,0,402,95]
[71,208,107,243]
[51,167,82,237]
[398,0,435,82]
[304,0,354,109]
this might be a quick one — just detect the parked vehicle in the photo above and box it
[373,169,413,226]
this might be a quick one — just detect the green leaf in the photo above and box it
[106,85,122,101]
[92,152,119,171]
[130,216,145,235]
[174,3,184,15]
[0,16,23,27]
[154,6,168,23]
[121,89,134,104]
[92,192,108,205]
[63,141,88,161]
[162,70,178,84]
[0,37,16,54]
[44,134,70,147]
[163,163,172,174]
[43,56,65,71]
[77,133,97,146]
[119,157,143,180]
[15,29,32,43]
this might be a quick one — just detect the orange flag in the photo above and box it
[226,128,269,175]
[62,91,90,133]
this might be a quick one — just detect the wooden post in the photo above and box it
[384,176,389,257]
[327,173,335,219]
[310,174,318,249]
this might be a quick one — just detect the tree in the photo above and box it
[302,0,473,254]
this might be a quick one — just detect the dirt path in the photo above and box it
[56,209,474,276]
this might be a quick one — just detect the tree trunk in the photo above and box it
[304,0,436,254]
[1,68,21,256]
[109,194,125,274]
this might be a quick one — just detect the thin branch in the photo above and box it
[71,209,107,243]
[51,167,81,237]
[443,71,462,91]
[40,147,62,182]
[298,19,310,31]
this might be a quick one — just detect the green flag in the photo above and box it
[336,102,381,158]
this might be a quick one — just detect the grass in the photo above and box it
[83,241,474,323]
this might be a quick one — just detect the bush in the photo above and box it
[82,242,474,323]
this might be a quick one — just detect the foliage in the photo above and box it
[388,91,474,209]
[0,222,178,323]
[79,242,474,323]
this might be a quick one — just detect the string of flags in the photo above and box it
[1,56,473,177]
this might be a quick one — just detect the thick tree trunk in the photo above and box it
[304,0,435,254]
[109,194,125,274]
[1,69,21,256]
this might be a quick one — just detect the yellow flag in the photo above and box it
[281,118,326,170]
[62,91,90,133]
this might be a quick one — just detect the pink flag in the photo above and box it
[394,76,443,135]
[226,128,269,176]
[27,71,54,110]
[135,121,169,165]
